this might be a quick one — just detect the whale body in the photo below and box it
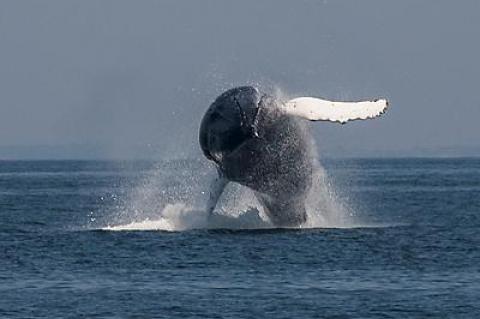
[199,86,388,227]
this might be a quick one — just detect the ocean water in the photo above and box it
[1,158,479,318]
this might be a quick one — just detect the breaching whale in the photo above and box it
[199,86,388,227]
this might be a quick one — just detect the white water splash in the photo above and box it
[101,156,360,232]
[103,203,272,231]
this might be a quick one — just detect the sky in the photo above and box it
[1,0,479,159]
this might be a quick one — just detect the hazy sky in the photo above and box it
[1,1,479,158]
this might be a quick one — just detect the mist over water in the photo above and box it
[102,146,358,232]
[102,171,354,232]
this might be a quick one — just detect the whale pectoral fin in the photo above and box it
[206,170,228,215]
[282,97,389,124]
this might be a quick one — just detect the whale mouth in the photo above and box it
[201,109,252,164]
[207,130,251,164]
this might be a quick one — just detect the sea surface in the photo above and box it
[1,158,479,318]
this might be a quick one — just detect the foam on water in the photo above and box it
[103,203,272,231]
[101,155,363,232]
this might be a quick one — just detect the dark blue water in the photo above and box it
[1,159,479,318]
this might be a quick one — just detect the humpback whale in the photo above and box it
[199,86,388,227]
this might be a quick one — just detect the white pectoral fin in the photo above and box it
[283,97,389,124]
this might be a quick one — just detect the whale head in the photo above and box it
[199,86,261,164]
